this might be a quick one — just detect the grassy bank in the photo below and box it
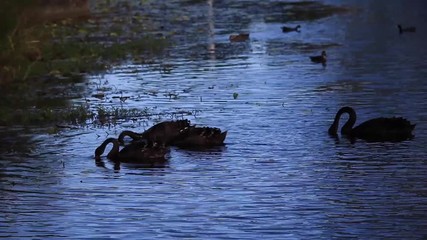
[0,1,169,126]
[1,1,168,83]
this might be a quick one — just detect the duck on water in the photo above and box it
[310,51,327,64]
[229,33,250,42]
[397,24,416,34]
[328,106,415,142]
[281,25,301,33]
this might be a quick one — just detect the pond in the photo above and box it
[1,0,427,239]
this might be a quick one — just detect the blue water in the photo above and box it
[1,0,427,239]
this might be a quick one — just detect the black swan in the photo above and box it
[229,33,250,42]
[398,24,416,34]
[118,120,191,145]
[94,138,169,163]
[140,119,192,145]
[328,106,415,142]
[281,25,301,33]
[310,51,327,64]
[171,126,228,148]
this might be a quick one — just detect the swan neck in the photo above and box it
[340,107,356,135]
[328,107,357,135]
[96,138,120,159]
[118,130,142,142]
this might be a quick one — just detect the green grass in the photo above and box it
[0,1,170,127]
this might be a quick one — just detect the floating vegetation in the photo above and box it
[0,104,93,126]
[93,106,153,126]
[0,102,199,127]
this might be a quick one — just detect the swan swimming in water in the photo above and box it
[118,119,227,148]
[171,126,228,148]
[95,138,169,163]
[328,106,415,142]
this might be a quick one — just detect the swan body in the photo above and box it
[172,126,227,148]
[328,106,415,142]
[281,25,301,33]
[398,24,416,33]
[120,120,191,145]
[116,120,227,148]
[95,138,169,163]
[310,51,327,63]
[229,33,250,42]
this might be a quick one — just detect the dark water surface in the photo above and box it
[1,0,427,239]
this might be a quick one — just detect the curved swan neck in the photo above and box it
[328,106,357,135]
[118,130,143,143]
[95,138,120,159]
[338,107,357,135]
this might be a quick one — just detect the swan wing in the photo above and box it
[353,117,414,141]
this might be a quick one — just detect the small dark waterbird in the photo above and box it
[229,33,250,42]
[281,25,301,33]
[328,106,415,142]
[95,138,169,163]
[398,24,416,34]
[172,126,227,148]
[309,51,327,64]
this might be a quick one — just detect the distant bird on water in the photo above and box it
[398,24,416,34]
[229,33,250,42]
[309,51,327,64]
[328,106,415,142]
[281,25,301,33]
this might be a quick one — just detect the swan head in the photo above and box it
[94,146,104,159]
[321,51,327,57]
